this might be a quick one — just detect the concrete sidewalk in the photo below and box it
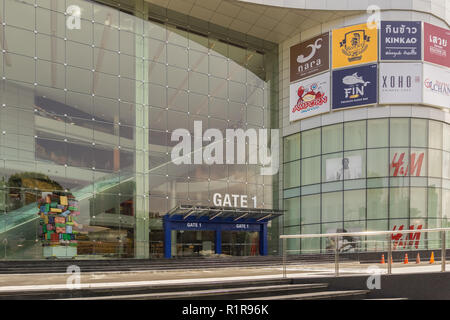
[0,261,447,293]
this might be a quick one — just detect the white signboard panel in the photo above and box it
[423,63,450,109]
[290,72,330,122]
[379,63,423,104]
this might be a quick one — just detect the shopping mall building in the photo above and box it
[0,0,448,260]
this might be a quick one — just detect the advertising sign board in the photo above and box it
[379,63,422,104]
[290,72,330,122]
[424,22,450,68]
[380,21,422,60]
[332,23,378,69]
[290,33,330,82]
[422,63,450,109]
[332,64,378,110]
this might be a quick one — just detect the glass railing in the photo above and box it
[280,228,450,278]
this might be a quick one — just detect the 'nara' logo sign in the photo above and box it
[290,33,330,82]
[332,23,378,69]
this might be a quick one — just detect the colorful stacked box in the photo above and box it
[37,193,79,248]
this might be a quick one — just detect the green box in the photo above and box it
[43,246,77,258]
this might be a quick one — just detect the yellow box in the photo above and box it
[60,196,68,206]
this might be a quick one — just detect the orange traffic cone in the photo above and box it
[430,252,435,264]
[416,253,421,264]
[403,253,409,264]
[380,254,385,264]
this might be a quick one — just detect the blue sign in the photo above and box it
[332,64,378,110]
[169,220,261,232]
[380,21,422,60]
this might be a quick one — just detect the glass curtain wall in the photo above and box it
[0,0,279,259]
[283,118,450,254]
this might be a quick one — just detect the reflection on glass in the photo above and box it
[0,0,277,260]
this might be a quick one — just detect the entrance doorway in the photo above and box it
[222,231,259,256]
[163,205,283,258]
[175,230,215,257]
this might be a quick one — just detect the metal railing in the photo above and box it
[280,228,450,278]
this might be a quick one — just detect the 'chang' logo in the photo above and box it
[292,83,328,113]
[340,30,370,62]
[342,73,371,99]
[424,78,450,95]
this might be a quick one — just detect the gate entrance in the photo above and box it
[222,231,259,256]
[175,230,215,257]
[163,205,283,258]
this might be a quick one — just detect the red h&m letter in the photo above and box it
[409,153,424,177]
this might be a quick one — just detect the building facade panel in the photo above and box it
[0,0,279,260]
[0,0,448,260]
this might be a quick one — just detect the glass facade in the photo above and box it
[0,0,279,259]
[283,118,450,254]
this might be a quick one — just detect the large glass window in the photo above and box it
[322,192,342,223]
[429,120,443,150]
[429,149,442,178]
[367,148,388,177]
[301,224,320,254]
[410,187,427,219]
[367,219,388,251]
[444,151,450,180]
[390,188,409,219]
[390,118,410,147]
[428,187,441,219]
[411,119,427,148]
[367,188,388,220]
[322,124,343,154]
[344,190,365,221]
[302,128,321,158]
[301,156,320,185]
[284,160,300,188]
[284,197,300,227]
[284,117,449,253]
[285,226,300,255]
[444,124,450,152]
[368,119,388,148]
[301,194,320,224]
[284,133,300,162]
[344,120,366,151]
[0,0,279,260]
